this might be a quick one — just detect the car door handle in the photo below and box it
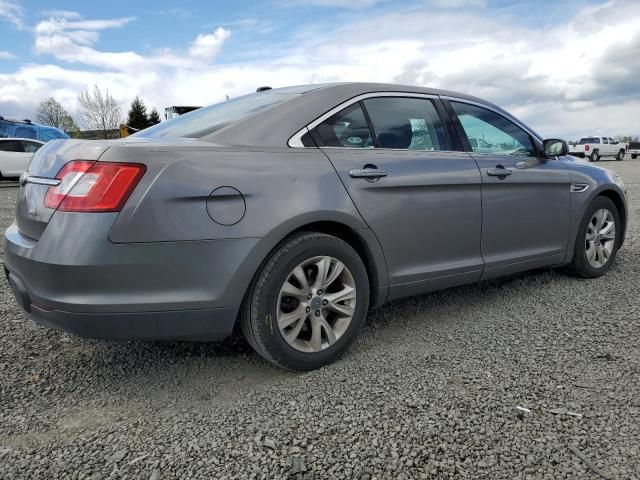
[349,168,388,179]
[487,166,512,177]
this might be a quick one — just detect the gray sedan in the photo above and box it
[4,83,627,370]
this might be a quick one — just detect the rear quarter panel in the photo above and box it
[106,144,368,242]
[104,143,390,305]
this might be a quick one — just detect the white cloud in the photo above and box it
[0,51,16,59]
[40,9,82,19]
[1,1,640,138]
[0,0,23,28]
[188,27,231,61]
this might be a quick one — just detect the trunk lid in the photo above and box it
[16,139,113,240]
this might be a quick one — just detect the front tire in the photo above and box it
[589,150,600,162]
[241,232,370,371]
[616,150,625,161]
[564,197,620,278]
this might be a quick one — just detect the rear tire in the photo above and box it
[589,150,600,162]
[632,154,638,160]
[241,232,369,371]
[564,196,620,278]
[616,150,625,161]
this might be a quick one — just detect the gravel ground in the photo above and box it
[0,159,638,479]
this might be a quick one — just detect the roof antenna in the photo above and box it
[256,86,272,92]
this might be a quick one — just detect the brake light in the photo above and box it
[585,145,590,151]
[44,161,146,212]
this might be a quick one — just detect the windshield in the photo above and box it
[135,92,298,139]
[579,137,600,144]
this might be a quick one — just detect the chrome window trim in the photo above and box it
[288,92,440,148]
[440,96,543,143]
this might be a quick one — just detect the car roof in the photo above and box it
[208,81,525,147]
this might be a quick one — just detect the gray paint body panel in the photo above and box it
[3,82,628,340]
[323,148,483,286]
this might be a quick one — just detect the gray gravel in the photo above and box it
[1,159,639,479]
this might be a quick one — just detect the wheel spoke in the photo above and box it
[313,257,330,289]
[323,260,345,289]
[595,209,606,230]
[586,243,596,263]
[285,316,307,342]
[324,285,356,304]
[326,301,355,317]
[278,306,307,329]
[291,266,310,294]
[595,244,604,264]
[319,316,337,346]
[599,219,614,235]
[601,231,616,241]
[281,280,307,299]
[310,317,323,351]
[585,226,596,241]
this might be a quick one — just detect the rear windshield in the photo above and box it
[579,137,600,144]
[135,92,297,139]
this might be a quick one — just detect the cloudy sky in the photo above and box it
[0,0,638,139]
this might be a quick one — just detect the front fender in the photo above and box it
[564,157,628,262]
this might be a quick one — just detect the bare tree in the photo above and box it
[35,97,79,134]
[77,84,122,138]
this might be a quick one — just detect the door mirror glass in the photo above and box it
[543,139,568,157]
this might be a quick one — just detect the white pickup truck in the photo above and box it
[569,136,626,162]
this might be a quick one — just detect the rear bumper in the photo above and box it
[3,213,277,340]
[6,271,236,340]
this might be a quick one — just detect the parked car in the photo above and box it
[0,138,44,178]
[569,136,626,162]
[4,83,627,370]
[628,141,640,159]
[0,117,69,142]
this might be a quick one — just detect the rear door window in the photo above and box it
[21,140,42,153]
[0,140,25,152]
[602,138,609,144]
[362,97,450,151]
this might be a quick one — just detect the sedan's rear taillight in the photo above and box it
[585,145,590,151]
[44,161,146,212]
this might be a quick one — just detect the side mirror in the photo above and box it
[543,138,568,158]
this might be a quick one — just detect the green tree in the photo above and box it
[126,96,151,131]
[147,107,161,126]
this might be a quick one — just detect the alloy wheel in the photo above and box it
[585,209,616,268]
[277,256,356,353]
